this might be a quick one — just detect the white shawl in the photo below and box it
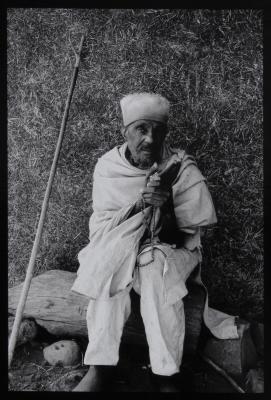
[71,143,238,339]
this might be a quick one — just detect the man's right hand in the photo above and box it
[132,163,171,215]
[140,163,171,208]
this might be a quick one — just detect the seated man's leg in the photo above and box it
[84,290,131,365]
[138,249,185,378]
[73,289,131,391]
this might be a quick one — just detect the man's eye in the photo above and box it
[137,126,146,134]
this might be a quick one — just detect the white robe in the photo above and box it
[71,142,238,340]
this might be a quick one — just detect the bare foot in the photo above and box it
[72,366,102,391]
[151,373,180,392]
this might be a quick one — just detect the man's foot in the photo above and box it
[151,372,181,392]
[72,366,104,391]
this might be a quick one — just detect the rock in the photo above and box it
[8,316,38,347]
[202,320,258,377]
[245,368,264,393]
[43,340,81,366]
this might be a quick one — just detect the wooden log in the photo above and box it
[202,319,259,377]
[250,322,264,358]
[183,279,206,354]
[8,270,205,355]
[9,270,88,337]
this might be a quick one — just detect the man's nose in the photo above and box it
[143,129,154,144]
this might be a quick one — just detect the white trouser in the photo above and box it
[84,248,198,376]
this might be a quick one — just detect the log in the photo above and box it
[8,269,205,355]
[9,270,88,337]
[250,322,264,358]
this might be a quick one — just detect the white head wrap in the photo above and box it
[120,92,170,127]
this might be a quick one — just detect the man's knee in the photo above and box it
[138,249,165,293]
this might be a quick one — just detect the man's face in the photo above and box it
[123,119,167,169]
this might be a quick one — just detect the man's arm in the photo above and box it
[181,228,201,251]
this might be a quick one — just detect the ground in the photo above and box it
[9,340,240,392]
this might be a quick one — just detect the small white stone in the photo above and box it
[43,340,81,366]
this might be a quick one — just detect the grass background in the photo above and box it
[8,9,263,322]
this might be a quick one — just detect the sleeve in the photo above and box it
[182,227,202,251]
[173,163,217,230]
[88,162,148,243]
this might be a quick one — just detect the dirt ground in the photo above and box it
[9,339,242,393]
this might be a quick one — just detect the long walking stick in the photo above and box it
[8,34,85,368]
[199,352,245,393]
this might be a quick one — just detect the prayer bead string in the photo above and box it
[137,196,156,268]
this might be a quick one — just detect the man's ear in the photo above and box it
[163,124,168,138]
[121,126,127,139]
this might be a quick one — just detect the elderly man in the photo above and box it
[72,93,238,392]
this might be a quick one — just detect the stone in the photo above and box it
[202,320,259,377]
[245,368,264,393]
[8,316,38,347]
[43,340,81,366]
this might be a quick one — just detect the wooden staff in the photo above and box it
[8,34,85,368]
[199,352,246,393]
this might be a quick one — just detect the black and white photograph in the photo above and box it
[7,8,263,392]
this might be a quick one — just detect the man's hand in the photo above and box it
[140,163,170,208]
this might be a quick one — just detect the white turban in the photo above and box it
[120,92,170,127]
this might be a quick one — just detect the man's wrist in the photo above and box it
[134,197,145,213]
[132,196,150,215]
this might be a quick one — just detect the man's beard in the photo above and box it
[131,151,157,169]
[126,144,162,169]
